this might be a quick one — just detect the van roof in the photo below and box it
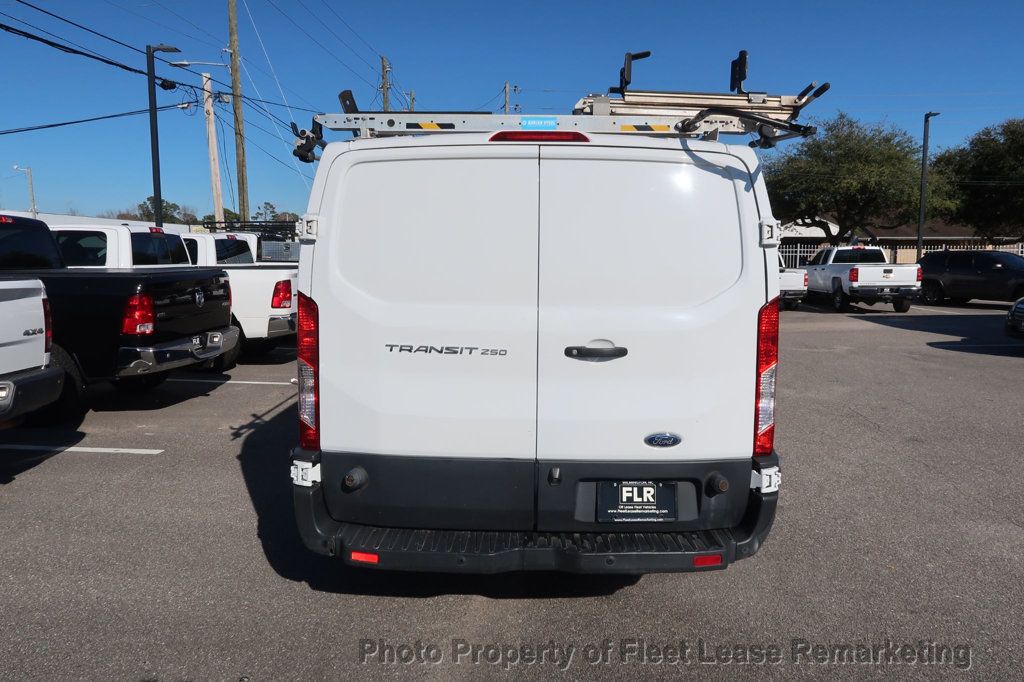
[329,132,759,167]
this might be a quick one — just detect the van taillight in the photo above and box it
[297,291,319,451]
[271,280,293,309]
[42,297,52,352]
[849,267,859,283]
[754,298,779,457]
[121,293,155,335]
[489,131,589,142]
[803,272,809,287]
[916,266,922,282]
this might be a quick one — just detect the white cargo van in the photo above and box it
[289,53,821,573]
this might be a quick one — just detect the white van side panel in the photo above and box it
[313,145,539,459]
[536,146,763,462]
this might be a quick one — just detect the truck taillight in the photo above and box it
[803,271,809,287]
[754,298,779,457]
[271,279,293,309]
[42,297,52,352]
[121,293,155,335]
[849,267,859,283]
[916,266,922,282]
[297,291,319,451]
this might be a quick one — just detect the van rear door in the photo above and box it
[536,145,763,463]
[315,145,539,461]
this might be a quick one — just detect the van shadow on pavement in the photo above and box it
[236,405,640,598]
[0,413,86,484]
[854,310,1022,358]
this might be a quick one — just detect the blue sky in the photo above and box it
[2,0,1023,218]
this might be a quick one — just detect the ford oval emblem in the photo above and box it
[645,433,682,448]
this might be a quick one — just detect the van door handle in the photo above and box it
[564,346,628,361]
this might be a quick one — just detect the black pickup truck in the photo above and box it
[0,215,239,413]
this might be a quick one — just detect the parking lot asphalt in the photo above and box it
[1,301,1022,679]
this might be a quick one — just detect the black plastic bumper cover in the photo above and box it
[0,366,64,421]
[292,452,779,574]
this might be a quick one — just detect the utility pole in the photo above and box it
[407,90,415,112]
[227,0,249,223]
[12,165,37,219]
[504,80,510,114]
[202,74,225,223]
[146,43,179,227]
[380,56,391,111]
[917,111,940,260]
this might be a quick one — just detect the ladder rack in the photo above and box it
[292,50,829,162]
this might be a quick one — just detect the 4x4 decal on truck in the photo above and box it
[384,344,508,356]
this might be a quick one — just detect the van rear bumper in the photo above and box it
[290,449,779,574]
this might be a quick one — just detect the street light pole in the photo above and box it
[146,43,179,227]
[917,111,940,261]
[12,165,37,219]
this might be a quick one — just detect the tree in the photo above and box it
[252,201,277,221]
[202,208,241,223]
[765,113,934,244]
[136,196,182,223]
[179,205,199,224]
[273,211,299,222]
[933,119,1024,241]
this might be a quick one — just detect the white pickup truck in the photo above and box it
[806,245,921,312]
[0,278,64,423]
[50,224,191,267]
[180,233,297,359]
[778,252,808,310]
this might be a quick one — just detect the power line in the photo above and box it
[6,5,318,119]
[0,21,147,77]
[151,0,225,46]
[217,115,237,211]
[0,103,193,136]
[213,109,313,183]
[102,0,223,52]
[317,0,380,56]
[294,0,376,74]
[0,9,110,60]
[262,0,376,89]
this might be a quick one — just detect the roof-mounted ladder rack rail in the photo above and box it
[292,50,829,161]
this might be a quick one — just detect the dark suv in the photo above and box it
[919,250,1024,305]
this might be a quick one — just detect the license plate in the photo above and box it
[597,480,676,523]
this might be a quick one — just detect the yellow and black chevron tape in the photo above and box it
[620,124,672,132]
[405,122,456,130]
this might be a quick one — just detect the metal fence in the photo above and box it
[780,242,1024,268]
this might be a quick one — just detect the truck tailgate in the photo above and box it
[855,264,919,286]
[144,268,232,343]
[0,278,46,375]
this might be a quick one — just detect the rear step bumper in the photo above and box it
[115,325,240,377]
[291,451,779,574]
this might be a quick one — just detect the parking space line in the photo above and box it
[911,306,966,315]
[0,445,164,454]
[166,378,294,386]
[930,343,1021,349]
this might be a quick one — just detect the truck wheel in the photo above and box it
[892,299,912,313]
[112,373,168,392]
[920,280,943,305]
[832,287,850,312]
[32,344,85,423]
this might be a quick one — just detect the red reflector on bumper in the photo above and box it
[693,554,723,568]
[350,551,379,564]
